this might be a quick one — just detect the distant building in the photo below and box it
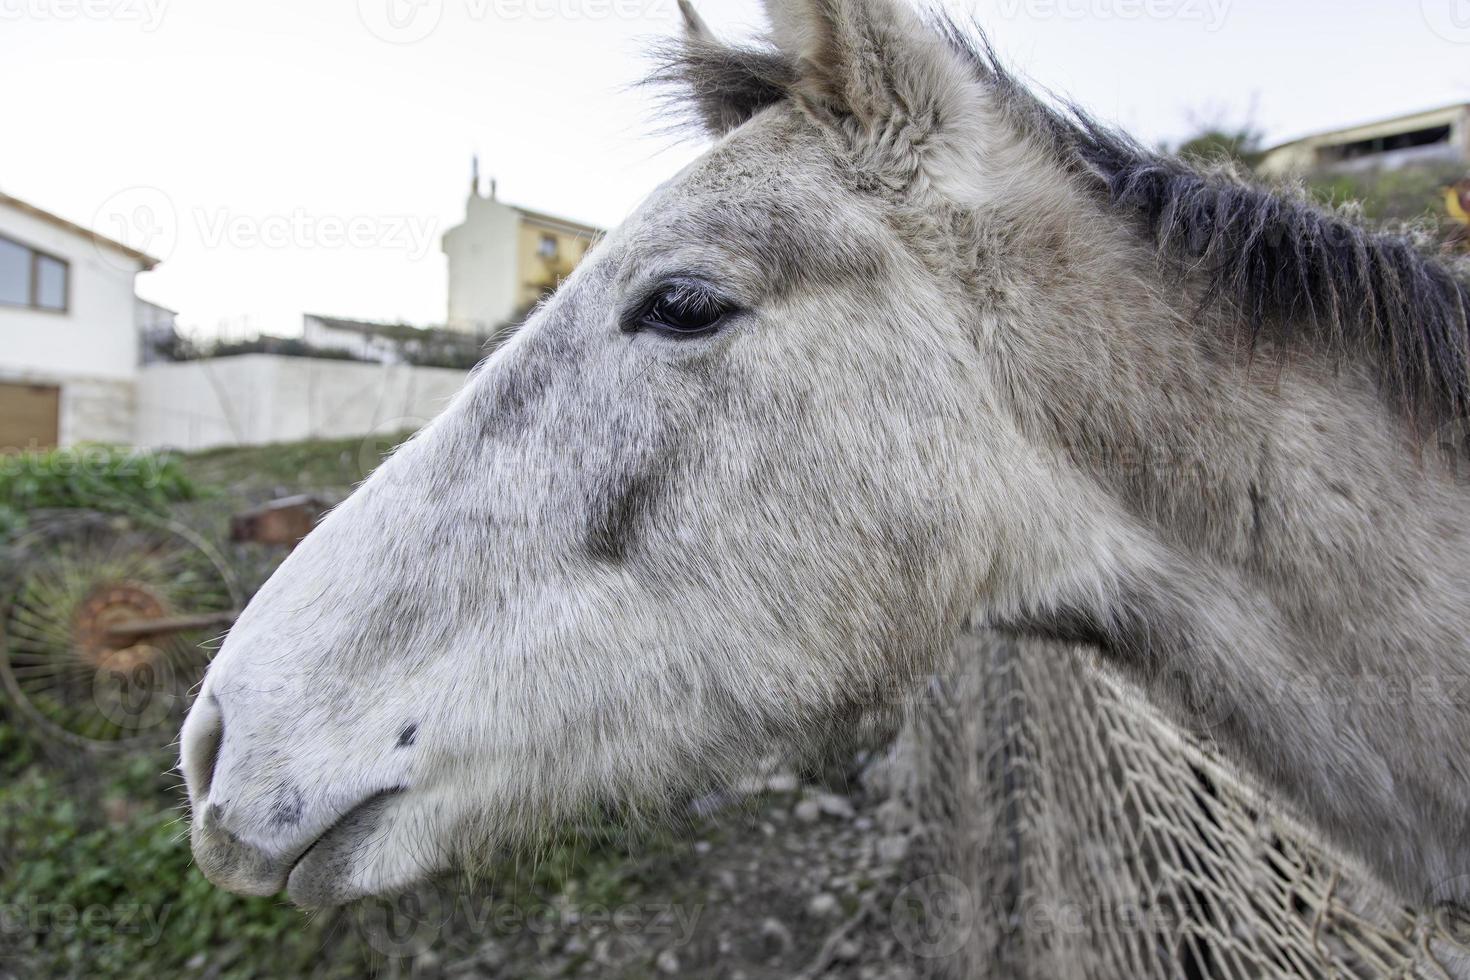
[302,313,487,367]
[440,159,602,336]
[1260,104,1470,177]
[0,190,160,451]
[302,313,420,363]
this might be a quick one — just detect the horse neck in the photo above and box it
[981,224,1470,906]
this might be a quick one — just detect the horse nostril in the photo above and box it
[183,693,225,802]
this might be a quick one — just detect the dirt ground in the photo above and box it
[349,760,933,980]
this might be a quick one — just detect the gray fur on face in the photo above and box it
[182,0,1470,910]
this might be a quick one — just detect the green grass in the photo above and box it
[177,432,414,498]
[0,712,371,979]
[1,433,682,978]
[0,705,681,978]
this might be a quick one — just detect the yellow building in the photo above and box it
[440,161,602,337]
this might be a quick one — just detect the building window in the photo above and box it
[0,235,68,312]
[537,233,559,260]
[1320,125,1453,165]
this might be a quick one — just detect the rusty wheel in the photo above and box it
[0,509,241,750]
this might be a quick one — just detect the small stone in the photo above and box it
[475,940,509,969]
[816,793,856,819]
[834,939,861,962]
[760,917,794,957]
[766,772,799,792]
[875,798,912,833]
[854,816,875,832]
[694,840,712,854]
[877,834,910,864]
[808,892,840,917]
[564,935,588,955]
[793,799,822,823]
[656,949,680,974]
[737,775,766,795]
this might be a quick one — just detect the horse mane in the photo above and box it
[650,18,1470,426]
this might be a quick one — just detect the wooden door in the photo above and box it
[0,381,61,453]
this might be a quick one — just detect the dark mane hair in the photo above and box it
[650,19,1470,426]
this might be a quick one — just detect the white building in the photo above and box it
[0,190,159,451]
[1,175,603,454]
[1260,104,1470,176]
[441,162,601,335]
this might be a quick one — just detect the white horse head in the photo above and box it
[184,0,1470,911]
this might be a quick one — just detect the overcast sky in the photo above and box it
[3,0,1468,336]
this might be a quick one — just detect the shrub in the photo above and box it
[0,447,203,537]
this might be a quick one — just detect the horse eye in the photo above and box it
[628,282,734,338]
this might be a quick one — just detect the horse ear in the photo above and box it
[666,0,795,138]
[761,0,1004,201]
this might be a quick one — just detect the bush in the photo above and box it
[1305,162,1467,226]
[149,332,365,363]
[0,447,203,537]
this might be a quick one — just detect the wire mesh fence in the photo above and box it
[897,630,1470,979]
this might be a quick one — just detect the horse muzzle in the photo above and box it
[180,686,424,907]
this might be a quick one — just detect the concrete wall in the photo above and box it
[134,355,469,451]
[62,376,136,446]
